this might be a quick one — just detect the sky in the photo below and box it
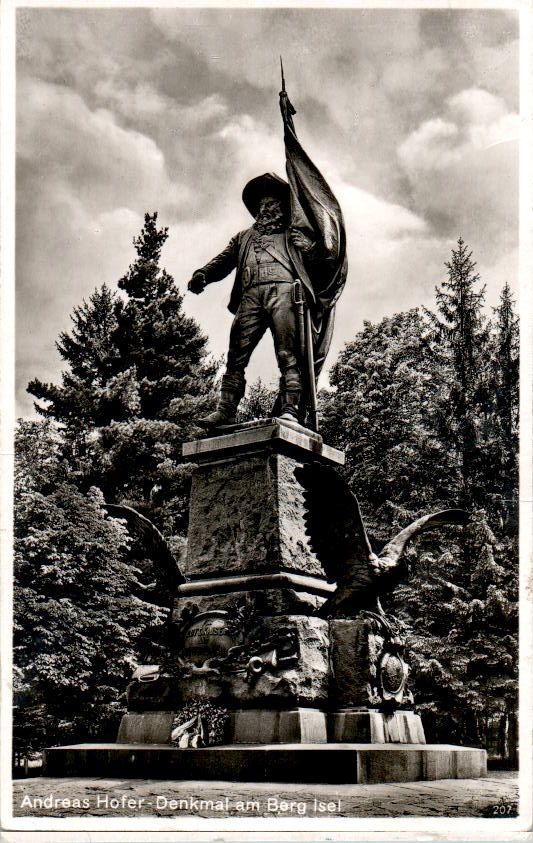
[15,7,520,418]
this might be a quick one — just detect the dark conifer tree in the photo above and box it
[320,246,518,757]
[28,212,217,534]
[483,283,519,761]
[28,285,121,479]
[425,237,489,507]
[20,214,218,749]
[487,282,519,529]
[399,248,518,754]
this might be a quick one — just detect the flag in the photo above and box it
[280,85,348,376]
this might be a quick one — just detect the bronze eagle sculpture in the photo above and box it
[103,503,186,604]
[295,463,469,617]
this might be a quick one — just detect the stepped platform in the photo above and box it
[43,742,486,785]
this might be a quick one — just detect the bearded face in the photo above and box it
[254,196,287,234]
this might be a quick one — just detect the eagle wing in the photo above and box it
[377,509,469,570]
[103,503,186,588]
[295,463,374,589]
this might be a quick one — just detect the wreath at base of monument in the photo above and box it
[170,699,229,747]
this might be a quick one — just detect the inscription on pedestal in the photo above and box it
[181,611,242,665]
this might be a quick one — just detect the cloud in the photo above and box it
[396,119,461,171]
[15,8,519,417]
[17,76,179,215]
[450,87,508,124]
[397,88,518,265]
[16,76,171,416]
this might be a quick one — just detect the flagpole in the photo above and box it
[279,55,296,135]
[279,58,318,432]
[305,307,318,432]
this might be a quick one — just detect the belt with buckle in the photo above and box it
[247,265,295,285]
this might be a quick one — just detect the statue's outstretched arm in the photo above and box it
[192,235,240,287]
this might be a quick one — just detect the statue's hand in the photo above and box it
[290,228,315,253]
[187,272,206,294]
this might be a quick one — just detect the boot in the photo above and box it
[278,366,302,423]
[197,372,244,430]
[269,377,284,419]
[197,390,238,429]
[279,395,300,423]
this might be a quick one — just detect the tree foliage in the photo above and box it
[13,420,162,755]
[17,213,217,756]
[424,237,489,507]
[236,378,277,423]
[486,282,519,529]
[321,309,444,541]
[321,239,518,750]
[28,212,218,536]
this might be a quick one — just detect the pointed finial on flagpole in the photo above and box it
[279,55,297,130]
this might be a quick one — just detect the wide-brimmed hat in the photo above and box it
[242,172,290,218]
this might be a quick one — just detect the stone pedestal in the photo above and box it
[44,419,488,784]
[169,420,341,714]
[181,418,343,582]
[331,709,426,744]
[231,708,327,744]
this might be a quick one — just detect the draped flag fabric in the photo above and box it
[280,88,348,376]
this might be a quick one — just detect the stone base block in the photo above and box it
[178,615,330,707]
[43,743,487,783]
[329,618,375,708]
[116,712,174,744]
[231,708,327,744]
[331,710,425,744]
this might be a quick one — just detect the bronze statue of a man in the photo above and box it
[188,71,348,431]
[188,173,316,428]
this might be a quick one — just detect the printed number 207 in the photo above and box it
[492,804,515,815]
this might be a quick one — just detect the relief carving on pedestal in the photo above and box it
[362,610,413,709]
[171,601,299,683]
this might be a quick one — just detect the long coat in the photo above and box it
[196,226,314,315]
[196,225,337,376]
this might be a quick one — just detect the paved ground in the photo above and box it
[12,771,518,818]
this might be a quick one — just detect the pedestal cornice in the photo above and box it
[183,418,345,466]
